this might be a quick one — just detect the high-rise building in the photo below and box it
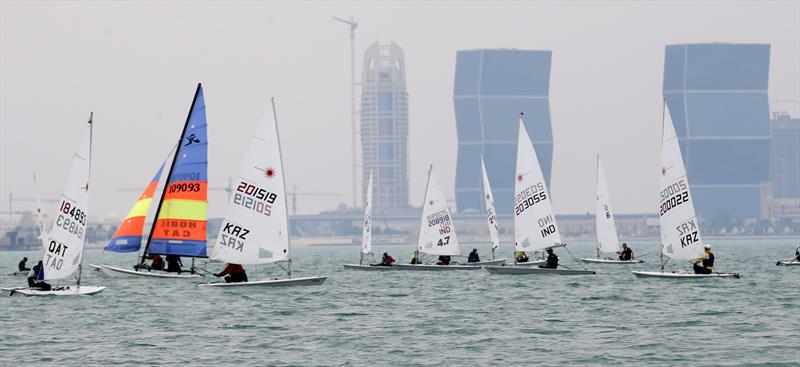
[663,43,771,219]
[770,112,800,199]
[453,49,553,215]
[360,42,409,209]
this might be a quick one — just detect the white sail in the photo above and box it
[513,117,562,252]
[595,156,620,254]
[41,120,92,281]
[33,173,48,248]
[212,104,290,265]
[480,156,500,251]
[361,172,373,255]
[659,104,704,261]
[417,166,460,256]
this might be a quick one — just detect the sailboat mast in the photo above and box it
[77,112,93,287]
[272,97,293,278]
[596,154,601,259]
[141,83,202,265]
[659,97,667,271]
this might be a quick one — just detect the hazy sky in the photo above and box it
[1,1,798,221]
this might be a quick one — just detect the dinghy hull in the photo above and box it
[90,264,203,279]
[776,260,800,266]
[394,263,482,271]
[2,285,105,296]
[342,264,395,271]
[509,259,546,266]
[580,258,643,264]
[6,271,27,277]
[464,258,506,266]
[484,266,595,275]
[632,271,741,279]
[197,276,327,287]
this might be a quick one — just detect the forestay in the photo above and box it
[211,104,290,265]
[659,105,704,261]
[480,157,500,252]
[40,120,92,281]
[595,156,620,254]
[105,163,164,252]
[513,117,562,253]
[417,166,460,256]
[361,172,373,255]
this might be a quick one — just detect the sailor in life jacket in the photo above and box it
[693,244,714,274]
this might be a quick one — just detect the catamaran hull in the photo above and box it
[580,258,644,264]
[2,285,105,296]
[484,266,595,275]
[197,276,327,287]
[89,264,203,279]
[342,264,396,271]
[632,271,741,279]
[776,260,800,266]
[394,263,482,271]
[464,258,506,266]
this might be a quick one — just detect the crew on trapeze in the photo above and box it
[617,243,634,261]
[213,263,248,283]
[693,244,714,274]
[539,248,559,269]
[377,252,395,266]
[467,248,481,263]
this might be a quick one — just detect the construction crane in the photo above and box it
[333,15,359,209]
[7,192,59,221]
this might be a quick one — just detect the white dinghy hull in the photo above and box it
[7,271,27,277]
[776,260,800,266]
[394,263,482,271]
[342,264,396,271]
[632,271,741,279]
[484,266,595,275]
[509,259,546,266]
[197,276,327,287]
[90,264,203,279]
[580,258,643,264]
[463,258,506,266]
[2,285,105,296]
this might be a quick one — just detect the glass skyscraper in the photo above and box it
[770,113,799,199]
[453,49,553,215]
[360,42,409,208]
[663,43,771,219]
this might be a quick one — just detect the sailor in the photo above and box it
[515,251,529,263]
[539,248,559,269]
[379,252,395,266]
[410,250,422,264]
[693,244,714,274]
[18,257,30,272]
[795,245,800,262]
[165,255,183,274]
[214,263,248,283]
[467,248,481,263]
[618,243,634,261]
[150,254,165,271]
[27,260,51,291]
[436,255,451,265]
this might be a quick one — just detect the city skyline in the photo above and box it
[1,2,798,222]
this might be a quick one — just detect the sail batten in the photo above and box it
[417,166,460,256]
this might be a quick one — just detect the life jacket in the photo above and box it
[702,251,714,270]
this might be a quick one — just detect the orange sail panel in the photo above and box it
[105,163,165,252]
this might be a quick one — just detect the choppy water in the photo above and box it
[0,239,798,366]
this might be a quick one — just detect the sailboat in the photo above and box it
[581,155,643,264]
[91,84,207,279]
[343,172,394,271]
[466,157,507,266]
[484,115,594,275]
[632,102,740,279]
[2,114,105,296]
[197,99,327,287]
[394,165,481,271]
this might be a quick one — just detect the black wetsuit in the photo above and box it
[18,259,29,272]
[165,255,183,274]
[619,247,633,261]
[468,251,480,263]
[540,252,559,269]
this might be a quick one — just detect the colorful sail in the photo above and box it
[40,117,92,280]
[147,84,208,257]
[659,104,704,261]
[361,171,373,255]
[211,102,290,264]
[105,163,165,252]
[595,155,620,255]
[480,156,500,252]
[513,116,562,253]
[417,165,460,256]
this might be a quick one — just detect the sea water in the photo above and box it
[0,239,798,366]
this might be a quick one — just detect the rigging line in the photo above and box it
[562,244,589,271]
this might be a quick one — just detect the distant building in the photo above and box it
[360,42,409,209]
[765,112,800,222]
[663,43,771,219]
[453,49,553,215]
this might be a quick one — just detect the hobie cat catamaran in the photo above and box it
[485,115,594,276]
[633,102,739,279]
[3,114,105,296]
[343,172,394,271]
[394,166,481,271]
[581,155,643,264]
[92,84,208,279]
[198,99,326,287]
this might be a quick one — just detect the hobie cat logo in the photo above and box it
[184,133,200,146]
